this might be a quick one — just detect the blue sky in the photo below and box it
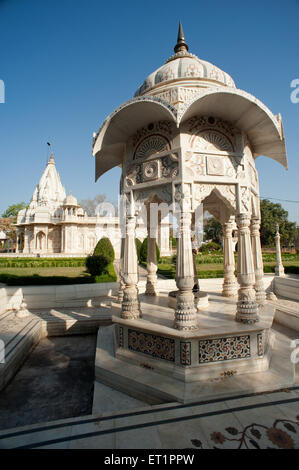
[0,0,298,222]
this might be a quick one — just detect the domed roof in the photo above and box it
[63,193,78,206]
[134,23,235,97]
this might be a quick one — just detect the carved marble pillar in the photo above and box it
[251,216,266,305]
[15,229,20,254]
[222,219,238,297]
[118,236,125,303]
[275,223,285,276]
[235,213,259,324]
[174,209,198,331]
[145,231,158,296]
[121,198,141,320]
[192,248,199,292]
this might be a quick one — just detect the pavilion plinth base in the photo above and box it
[168,290,209,311]
[94,291,295,404]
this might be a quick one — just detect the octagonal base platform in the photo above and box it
[168,290,209,310]
[95,291,295,403]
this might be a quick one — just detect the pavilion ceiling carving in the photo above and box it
[134,134,171,160]
[194,183,236,212]
[131,120,174,160]
[186,115,242,153]
[124,152,179,189]
[185,151,242,179]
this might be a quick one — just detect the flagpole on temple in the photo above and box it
[46,141,51,165]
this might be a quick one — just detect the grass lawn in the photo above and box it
[158,257,299,279]
[0,266,86,277]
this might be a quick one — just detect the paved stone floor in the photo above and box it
[0,334,97,430]
[0,386,298,449]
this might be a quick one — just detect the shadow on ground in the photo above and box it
[0,334,97,430]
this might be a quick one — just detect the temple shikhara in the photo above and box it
[15,154,169,257]
[15,153,121,255]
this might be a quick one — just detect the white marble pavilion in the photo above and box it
[92,24,289,387]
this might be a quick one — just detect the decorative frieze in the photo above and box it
[180,341,192,366]
[128,329,175,362]
[119,326,124,348]
[125,152,179,188]
[199,335,251,363]
[257,333,264,357]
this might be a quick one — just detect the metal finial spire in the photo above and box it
[174,21,189,53]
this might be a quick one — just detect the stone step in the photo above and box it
[274,276,299,302]
[0,313,42,391]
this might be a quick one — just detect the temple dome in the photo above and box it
[63,193,78,206]
[134,24,235,97]
[134,52,235,97]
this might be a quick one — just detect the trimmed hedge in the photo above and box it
[93,238,115,263]
[94,262,117,283]
[263,265,299,275]
[0,257,86,268]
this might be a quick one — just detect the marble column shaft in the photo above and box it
[251,216,266,304]
[121,211,141,320]
[222,220,238,297]
[174,210,198,330]
[235,213,259,324]
[145,228,158,296]
[118,236,125,303]
[275,225,285,276]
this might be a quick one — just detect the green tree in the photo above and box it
[260,199,297,247]
[2,202,27,220]
[204,217,223,244]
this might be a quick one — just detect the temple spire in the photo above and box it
[174,21,189,53]
[48,153,55,165]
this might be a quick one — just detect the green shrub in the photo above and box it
[139,238,160,263]
[200,241,222,253]
[285,265,299,275]
[93,237,115,263]
[169,235,177,248]
[136,238,142,261]
[94,262,117,283]
[85,255,109,276]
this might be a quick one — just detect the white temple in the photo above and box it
[15,154,165,257]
